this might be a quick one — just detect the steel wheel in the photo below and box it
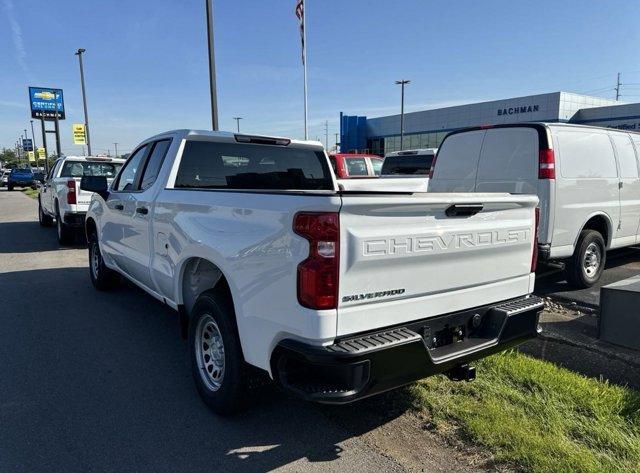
[90,240,101,280]
[583,242,601,278]
[195,314,225,391]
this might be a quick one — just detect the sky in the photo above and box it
[1,0,640,155]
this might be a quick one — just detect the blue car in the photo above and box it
[7,168,36,191]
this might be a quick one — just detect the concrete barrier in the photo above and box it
[599,275,640,351]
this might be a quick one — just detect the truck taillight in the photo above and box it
[428,154,437,179]
[538,149,555,179]
[67,180,77,205]
[294,212,339,310]
[531,207,540,273]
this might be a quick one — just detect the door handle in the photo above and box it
[136,207,149,215]
[114,204,124,211]
[445,203,484,217]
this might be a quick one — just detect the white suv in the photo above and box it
[38,156,125,244]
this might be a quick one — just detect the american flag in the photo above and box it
[295,0,305,64]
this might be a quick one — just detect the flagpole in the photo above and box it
[302,0,308,140]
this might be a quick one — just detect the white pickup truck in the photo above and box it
[38,156,125,244]
[81,130,543,414]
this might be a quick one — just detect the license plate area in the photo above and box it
[414,306,507,356]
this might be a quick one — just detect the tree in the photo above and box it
[0,148,20,168]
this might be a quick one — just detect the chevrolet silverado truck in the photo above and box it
[81,129,543,415]
[38,156,124,244]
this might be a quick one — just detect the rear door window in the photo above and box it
[174,141,333,190]
[369,158,383,176]
[139,139,172,190]
[345,157,368,176]
[557,131,617,178]
[433,130,485,179]
[476,127,539,180]
[60,161,123,178]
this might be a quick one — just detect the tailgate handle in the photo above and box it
[445,203,483,217]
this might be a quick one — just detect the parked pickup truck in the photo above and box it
[81,129,543,414]
[38,156,124,244]
[7,168,36,191]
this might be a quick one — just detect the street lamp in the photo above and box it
[75,48,92,155]
[395,79,410,150]
[233,117,242,133]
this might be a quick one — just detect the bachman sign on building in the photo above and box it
[497,105,540,116]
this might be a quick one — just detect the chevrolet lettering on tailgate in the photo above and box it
[362,228,531,256]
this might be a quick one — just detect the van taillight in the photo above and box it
[67,180,77,205]
[531,207,540,272]
[428,154,437,179]
[294,212,339,310]
[538,149,555,179]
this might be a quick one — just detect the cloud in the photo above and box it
[2,0,32,81]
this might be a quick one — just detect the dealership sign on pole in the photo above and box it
[37,147,46,160]
[22,138,33,151]
[28,87,65,120]
[72,124,86,145]
[28,151,36,163]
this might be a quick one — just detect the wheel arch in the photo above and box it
[577,213,612,249]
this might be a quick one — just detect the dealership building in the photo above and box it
[339,92,640,155]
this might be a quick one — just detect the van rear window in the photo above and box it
[174,141,333,190]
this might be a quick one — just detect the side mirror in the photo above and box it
[80,176,109,200]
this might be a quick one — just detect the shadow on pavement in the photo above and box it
[0,221,85,253]
[0,267,407,472]
[534,248,640,307]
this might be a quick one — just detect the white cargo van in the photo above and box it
[429,123,640,288]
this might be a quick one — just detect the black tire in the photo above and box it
[189,288,250,415]
[565,229,606,288]
[7,185,13,191]
[55,203,74,245]
[88,233,118,290]
[38,198,53,227]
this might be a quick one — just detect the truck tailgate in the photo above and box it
[337,192,538,336]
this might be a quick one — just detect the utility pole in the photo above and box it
[233,117,242,133]
[395,79,410,150]
[75,48,92,155]
[324,120,329,150]
[114,142,118,158]
[334,132,339,152]
[53,93,62,157]
[30,120,37,154]
[205,0,219,130]
[615,72,621,101]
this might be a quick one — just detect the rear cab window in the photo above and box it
[60,161,122,178]
[345,157,368,176]
[381,154,433,175]
[173,140,334,190]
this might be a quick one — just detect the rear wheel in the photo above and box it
[565,229,606,288]
[7,185,13,191]
[38,198,53,227]
[56,204,74,245]
[88,233,118,290]
[189,289,250,415]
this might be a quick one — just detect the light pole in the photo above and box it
[75,48,92,155]
[30,120,37,153]
[233,117,242,133]
[205,0,219,130]
[395,79,410,150]
[114,142,118,158]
